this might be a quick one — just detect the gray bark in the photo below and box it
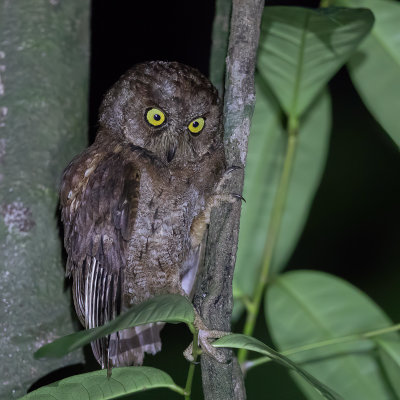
[194,0,265,399]
[209,0,232,96]
[0,1,90,398]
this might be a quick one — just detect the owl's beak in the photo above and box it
[166,145,177,163]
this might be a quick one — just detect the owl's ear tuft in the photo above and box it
[98,84,129,132]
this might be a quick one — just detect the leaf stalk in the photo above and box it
[184,330,200,400]
[243,322,400,372]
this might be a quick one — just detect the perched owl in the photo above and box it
[60,61,229,370]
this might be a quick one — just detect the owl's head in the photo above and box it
[98,61,223,166]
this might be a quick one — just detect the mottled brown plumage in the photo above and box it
[60,61,226,369]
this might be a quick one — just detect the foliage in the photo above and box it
[266,271,399,399]
[21,2,400,400]
[34,294,195,360]
[339,0,400,147]
[26,295,340,400]
[20,367,184,400]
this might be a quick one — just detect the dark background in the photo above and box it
[36,1,400,399]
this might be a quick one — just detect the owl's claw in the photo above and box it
[183,342,197,363]
[216,165,243,190]
[225,165,243,174]
[231,193,246,203]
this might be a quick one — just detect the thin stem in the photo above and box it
[238,117,299,364]
[184,330,200,400]
[170,385,187,396]
[243,323,400,372]
[363,323,400,338]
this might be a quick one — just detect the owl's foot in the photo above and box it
[214,165,243,192]
[207,193,245,211]
[190,192,244,248]
[213,165,246,203]
[184,313,230,363]
[190,179,245,249]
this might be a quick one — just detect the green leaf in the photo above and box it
[35,294,194,359]
[232,76,282,316]
[19,366,184,399]
[258,6,374,118]
[335,0,400,147]
[233,78,331,318]
[376,338,400,397]
[213,334,343,400]
[266,271,398,399]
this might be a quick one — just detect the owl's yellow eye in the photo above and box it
[146,108,166,127]
[188,117,205,135]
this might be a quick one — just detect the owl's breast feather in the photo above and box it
[124,168,206,304]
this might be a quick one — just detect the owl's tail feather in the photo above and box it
[79,257,164,368]
[93,323,164,367]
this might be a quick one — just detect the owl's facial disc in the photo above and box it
[144,106,207,164]
[161,115,206,163]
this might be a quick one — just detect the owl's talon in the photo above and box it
[183,342,195,362]
[225,165,243,174]
[213,165,243,193]
[231,193,246,203]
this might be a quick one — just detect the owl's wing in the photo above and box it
[181,231,207,298]
[60,148,140,368]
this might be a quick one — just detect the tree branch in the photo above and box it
[194,0,264,399]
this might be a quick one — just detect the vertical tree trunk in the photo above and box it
[209,0,232,96]
[194,0,264,399]
[0,1,90,398]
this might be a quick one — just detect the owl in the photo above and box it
[60,61,228,370]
